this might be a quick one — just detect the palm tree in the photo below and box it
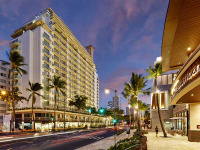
[146,62,167,137]
[69,95,87,126]
[122,84,132,125]
[47,75,66,131]
[26,81,43,130]
[0,51,27,131]
[139,102,148,127]
[127,73,150,131]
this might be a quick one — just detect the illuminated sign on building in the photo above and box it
[172,56,200,98]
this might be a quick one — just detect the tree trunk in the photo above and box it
[64,98,66,132]
[136,97,140,131]
[11,69,15,132]
[128,98,131,126]
[155,77,167,137]
[32,97,34,131]
[54,89,57,132]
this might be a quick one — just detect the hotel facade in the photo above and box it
[161,0,200,141]
[6,8,111,131]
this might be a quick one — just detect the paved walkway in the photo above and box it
[147,131,200,150]
[76,130,134,150]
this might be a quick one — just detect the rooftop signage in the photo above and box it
[172,56,200,98]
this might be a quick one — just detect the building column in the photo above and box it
[188,104,200,142]
[22,113,24,130]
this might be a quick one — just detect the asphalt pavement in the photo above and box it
[0,128,121,150]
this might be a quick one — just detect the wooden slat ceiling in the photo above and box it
[162,0,200,72]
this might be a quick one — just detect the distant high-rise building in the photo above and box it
[113,95,120,109]
[108,101,113,110]
[0,66,9,129]
[126,107,134,115]
[107,95,120,110]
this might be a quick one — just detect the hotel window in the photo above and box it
[43,55,49,62]
[161,93,165,109]
[54,62,59,67]
[54,41,59,47]
[152,94,157,109]
[54,48,59,54]
[0,73,6,77]
[43,62,49,70]
[43,48,50,55]
[43,32,51,41]
[55,69,59,74]
[1,67,6,71]
[0,79,6,83]
[54,55,59,61]
[43,40,50,48]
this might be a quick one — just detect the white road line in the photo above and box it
[0,131,77,143]
[0,137,13,140]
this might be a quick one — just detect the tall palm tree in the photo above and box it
[26,81,43,130]
[69,95,87,126]
[122,84,132,125]
[47,75,66,131]
[127,73,150,131]
[146,62,167,137]
[0,51,27,131]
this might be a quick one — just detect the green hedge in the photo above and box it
[108,134,141,150]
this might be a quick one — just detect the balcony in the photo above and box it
[10,39,21,49]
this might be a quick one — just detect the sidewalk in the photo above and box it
[76,129,135,150]
[147,131,200,150]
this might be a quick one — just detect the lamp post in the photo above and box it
[105,88,118,149]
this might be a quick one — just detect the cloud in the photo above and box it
[0,39,9,46]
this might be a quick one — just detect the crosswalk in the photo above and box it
[84,136,104,140]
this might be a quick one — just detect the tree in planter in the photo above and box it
[26,81,43,130]
[0,51,27,131]
[122,83,132,125]
[127,73,150,131]
[146,62,167,137]
[69,95,87,126]
[47,75,66,132]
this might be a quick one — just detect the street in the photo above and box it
[0,128,123,150]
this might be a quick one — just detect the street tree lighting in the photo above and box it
[1,90,6,95]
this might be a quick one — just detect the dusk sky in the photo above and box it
[0,0,169,110]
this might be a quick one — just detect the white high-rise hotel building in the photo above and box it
[10,8,99,110]
[7,8,104,130]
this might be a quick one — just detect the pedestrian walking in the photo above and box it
[155,126,158,137]
[126,125,130,137]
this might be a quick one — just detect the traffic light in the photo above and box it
[113,119,117,123]
[88,108,92,113]
[51,117,54,121]
[100,108,104,113]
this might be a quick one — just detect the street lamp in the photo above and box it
[105,88,118,149]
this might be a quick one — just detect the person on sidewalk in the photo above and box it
[126,124,130,137]
[155,126,158,137]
